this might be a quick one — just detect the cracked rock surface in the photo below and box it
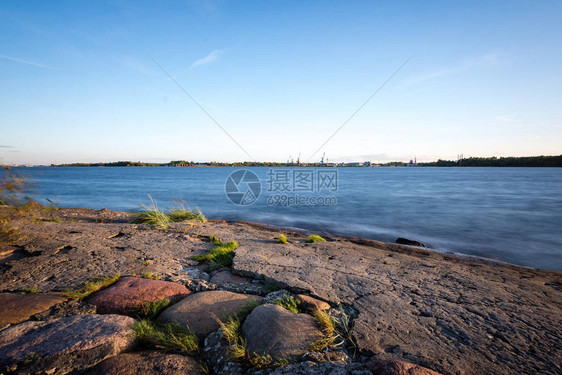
[1,207,561,375]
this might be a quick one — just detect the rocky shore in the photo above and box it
[0,206,560,375]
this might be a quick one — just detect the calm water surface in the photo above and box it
[14,167,562,271]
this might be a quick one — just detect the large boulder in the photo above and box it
[0,292,67,324]
[158,290,262,336]
[88,276,191,315]
[85,350,203,375]
[241,304,323,359]
[365,358,443,375]
[0,314,137,374]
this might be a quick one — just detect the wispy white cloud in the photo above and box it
[0,54,54,70]
[399,53,503,88]
[190,49,222,69]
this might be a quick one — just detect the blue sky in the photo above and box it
[1,0,561,164]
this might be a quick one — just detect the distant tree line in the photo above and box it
[52,155,562,168]
[418,155,562,167]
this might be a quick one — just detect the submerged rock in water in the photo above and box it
[395,238,427,247]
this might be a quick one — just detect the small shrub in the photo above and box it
[333,305,357,354]
[306,234,326,243]
[277,234,288,244]
[191,240,238,270]
[273,295,301,314]
[133,319,198,352]
[64,273,121,299]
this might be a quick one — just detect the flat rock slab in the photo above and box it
[366,358,443,375]
[85,350,203,375]
[269,361,372,375]
[0,314,137,374]
[241,304,323,359]
[210,269,269,295]
[88,276,191,315]
[227,222,562,375]
[0,292,67,324]
[158,290,263,336]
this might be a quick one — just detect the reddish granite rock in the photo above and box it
[366,359,442,375]
[158,290,263,336]
[88,276,191,315]
[296,294,331,311]
[0,314,137,374]
[0,292,67,325]
[85,350,203,375]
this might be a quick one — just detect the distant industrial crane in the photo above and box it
[296,153,301,166]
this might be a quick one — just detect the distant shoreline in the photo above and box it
[9,154,562,168]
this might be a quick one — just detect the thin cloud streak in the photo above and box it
[0,54,54,70]
[399,53,502,88]
[190,49,222,69]
[0,145,14,148]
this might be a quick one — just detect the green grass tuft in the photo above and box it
[273,295,302,314]
[0,218,22,244]
[209,235,222,245]
[136,298,171,319]
[309,309,337,351]
[130,204,171,229]
[133,319,198,352]
[219,307,292,369]
[141,272,160,280]
[131,197,206,229]
[64,273,121,299]
[277,234,288,244]
[191,240,238,270]
[20,287,40,295]
[306,234,326,243]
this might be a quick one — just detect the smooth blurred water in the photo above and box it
[13,166,562,271]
